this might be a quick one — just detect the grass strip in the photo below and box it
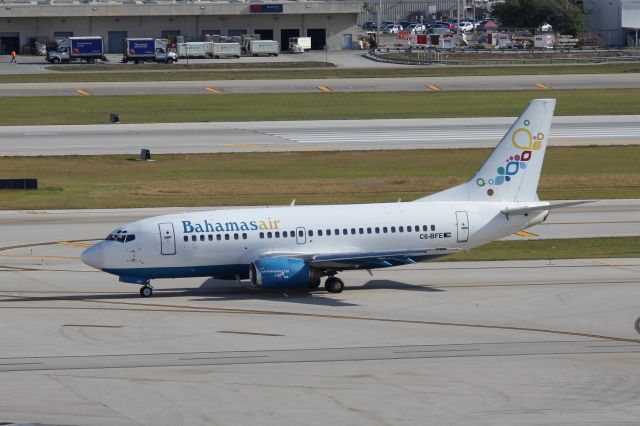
[0,147,637,209]
[3,89,640,125]
[3,63,640,83]
[440,237,640,262]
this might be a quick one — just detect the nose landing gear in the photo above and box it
[140,285,153,297]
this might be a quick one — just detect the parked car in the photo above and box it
[459,21,475,32]
[383,24,403,35]
[541,22,553,32]
[404,23,427,34]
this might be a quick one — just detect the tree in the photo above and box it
[491,0,586,35]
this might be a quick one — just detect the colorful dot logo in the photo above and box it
[478,117,541,196]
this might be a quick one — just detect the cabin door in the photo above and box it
[159,222,176,255]
[456,211,469,243]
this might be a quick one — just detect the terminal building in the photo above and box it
[0,0,361,54]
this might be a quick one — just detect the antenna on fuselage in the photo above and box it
[290,199,296,207]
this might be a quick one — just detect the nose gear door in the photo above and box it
[159,222,176,255]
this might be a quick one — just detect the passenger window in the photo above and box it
[415,225,420,232]
[335,229,340,235]
[208,234,213,241]
[234,233,239,240]
[391,226,396,233]
[326,229,332,236]
[431,225,436,231]
[242,233,247,239]
[283,231,288,238]
[267,232,272,238]
[275,231,280,238]
[318,230,323,236]
[350,228,356,235]
[225,234,230,240]
[200,235,205,241]
[291,231,295,238]
[383,227,388,233]
[375,227,380,233]
[343,229,348,235]
[259,232,264,239]
[308,230,314,237]
[406,225,411,232]
[367,227,372,234]
[217,234,222,241]
[183,236,188,242]
[423,225,428,231]
[191,235,197,241]
[358,228,364,234]
[399,226,404,232]
[298,230,304,237]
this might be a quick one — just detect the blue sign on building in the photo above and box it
[250,3,283,13]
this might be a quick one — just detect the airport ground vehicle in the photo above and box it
[212,42,241,58]
[122,38,177,64]
[289,37,311,53]
[46,37,107,64]
[241,39,279,56]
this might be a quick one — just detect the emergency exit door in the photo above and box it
[456,211,469,243]
[159,222,176,255]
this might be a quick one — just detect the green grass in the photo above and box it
[441,237,640,262]
[3,63,640,83]
[0,147,638,209]
[3,89,640,125]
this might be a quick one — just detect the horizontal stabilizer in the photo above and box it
[501,200,593,216]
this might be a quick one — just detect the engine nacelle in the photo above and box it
[250,258,321,289]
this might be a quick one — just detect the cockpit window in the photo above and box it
[105,230,134,243]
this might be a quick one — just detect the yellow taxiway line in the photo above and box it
[425,84,441,91]
[204,87,221,94]
[73,89,92,96]
[317,86,333,93]
[534,83,551,90]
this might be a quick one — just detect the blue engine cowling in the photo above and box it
[250,258,321,289]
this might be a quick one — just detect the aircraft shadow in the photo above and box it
[0,279,442,306]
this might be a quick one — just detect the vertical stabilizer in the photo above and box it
[416,98,556,202]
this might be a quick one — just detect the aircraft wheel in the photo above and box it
[325,277,344,293]
[140,285,153,297]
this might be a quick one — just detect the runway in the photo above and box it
[1,73,640,96]
[1,115,639,155]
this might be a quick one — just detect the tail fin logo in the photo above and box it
[475,119,544,196]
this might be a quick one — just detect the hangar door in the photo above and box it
[0,32,20,55]
[280,29,300,51]
[307,28,326,50]
[108,31,127,54]
[255,29,274,41]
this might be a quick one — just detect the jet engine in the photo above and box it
[250,258,321,289]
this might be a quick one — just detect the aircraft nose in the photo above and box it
[81,243,103,270]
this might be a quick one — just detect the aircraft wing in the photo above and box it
[260,248,461,269]
[501,200,593,216]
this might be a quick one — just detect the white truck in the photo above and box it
[212,42,241,58]
[122,38,177,64]
[288,36,312,53]
[242,39,279,56]
[46,36,107,64]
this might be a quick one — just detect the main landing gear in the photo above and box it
[324,276,344,293]
[139,285,153,297]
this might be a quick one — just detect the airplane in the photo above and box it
[81,98,585,297]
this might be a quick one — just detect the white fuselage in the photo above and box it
[85,200,545,282]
